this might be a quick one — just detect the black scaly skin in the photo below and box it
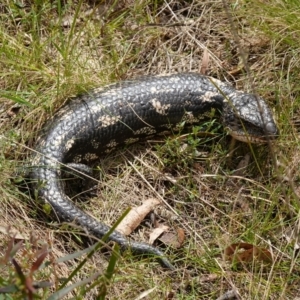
[30,73,278,270]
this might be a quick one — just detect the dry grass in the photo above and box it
[0,0,300,299]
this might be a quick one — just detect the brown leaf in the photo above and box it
[200,47,210,75]
[225,243,273,266]
[25,276,35,298]
[30,245,49,273]
[158,228,185,249]
[149,225,170,244]
[116,198,161,236]
[12,258,25,279]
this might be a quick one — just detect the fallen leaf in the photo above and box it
[225,242,273,267]
[200,47,210,75]
[149,225,170,244]
[158,228,185,249]
[116,198,161,236]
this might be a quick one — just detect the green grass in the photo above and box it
[0,0,300,299]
